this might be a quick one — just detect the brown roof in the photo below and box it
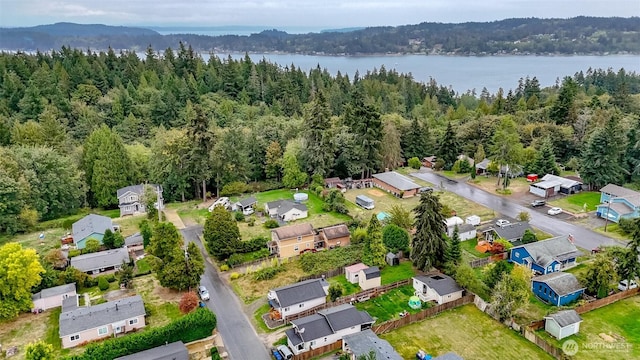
[320,224,350,240]
[273,223,315,240]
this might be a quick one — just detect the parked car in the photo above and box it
[208,197,230,212]
[495,219,510,227]
[618,279,638,291]
[547,207,563,216]
[198,285,210,301]
[531,200,546,207]
[276,345,293,360]
[418,186,434,193]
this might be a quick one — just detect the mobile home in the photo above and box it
[355,195,375,210]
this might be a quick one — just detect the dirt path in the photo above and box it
[163,208,186,229]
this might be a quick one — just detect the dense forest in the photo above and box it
[0,45,639,234]
[1,17,639,55]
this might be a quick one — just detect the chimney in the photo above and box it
[116,304,118,311]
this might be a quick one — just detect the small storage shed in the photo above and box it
[386,252,399,266]
[345,263,369,284]
[359,266,381,290]
[465,215,481,226]
[544,310,582,340]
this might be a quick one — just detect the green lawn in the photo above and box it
[381,304,553,360]
[594,223,631,241]
[538,295,640,359]
[381,261,417,285]
[548,192,602,213]
[328,274,361,297]
[135,258,152,275]
[460,238,491,258]
[252,302,287,333]
[516,294,561,324]
[354,285,428,322]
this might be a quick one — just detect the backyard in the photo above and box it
[537,295,640,359]
[328,261,417,297]
[548,192,602,214]
[380,304,553,359]
[354,285,428,322]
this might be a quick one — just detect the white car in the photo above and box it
[495,219,510,227]
[547,207,563,216]
[618,279,638,291]
[198,285,210,301]
[208,197,230,212]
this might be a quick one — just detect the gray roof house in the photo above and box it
[117,184,160,217]
[532,272,585,306]
[71,248,130,274]
[544,310,583,340]
[482,222,533,242]
[342,329,402,360]
[115,341,189,360]
[510,235,582,274]
[72,214,114,250]
[413,274,464,305]
[265,200,309,221]
[268,278,330,318]
[235,196,257,213]
[124,232,144,248]
[32,283,77,311]
[59,295,146,348]
[286,304,375,355]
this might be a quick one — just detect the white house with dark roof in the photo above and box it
[597,184,640,223]
[372,171,421,198]
[115,341,189,360]
[413,274,464,304]
[71,248,130,275]
[268,278,329,319]
[265,200,308,222]
[510,235,582,275]
[358,266,381,290]
[445,216,477,241]
[72,214,114,249]
[544,310,583,340]
[117,184,160,217]
[529,174,582,198]
[342,329,402,360]
[59,295,146,349]
[285,304,374,355]
[482,221,533,243]
[31,283,77,311]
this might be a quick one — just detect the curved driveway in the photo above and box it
[410,171,623,250]
[181,225,271,360]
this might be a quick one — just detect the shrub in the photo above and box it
[618,218,636,234]
[350,227,368,244]
[521,229,537,244]
[179,292,200,314]
[264,219,279,229]
[211,347,222,360]
[299,245,363,275]
[239,236,268,253]
[253,266,284,281]
[220,181,250,196]
[219,264,230,272]
[328,284,343,302]
[408,157,422,169]
[247,217,256,227]
[25,340,54,360]
[517,211,531,222]
[493,238,513,251]
[248,181,281,193]
[234,211,245,222]
[105,274,117,283]
[230,272,241,280]
[227,253,244,267]
[68,249,81,258]
[97,276,109,291]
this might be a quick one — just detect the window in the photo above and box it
[128,318,138,325]
[297,236,302,242]
[98,327,108,335]
[310,341,315,347]
[515,253,520,258]
[284,307,290,312]
[297,344,304,350]
[70,334,80,342]
[294,246,299,251]
[299,303,304,308]
[306,243,310,248]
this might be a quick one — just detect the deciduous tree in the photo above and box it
[25,341,54,360]
[382,224,410,254]
[490,265,532,321]
[0,243,45,320]
[179,292,200,314]
[204,206,242,260]
[387,204,414,230]
[582,252,617,298]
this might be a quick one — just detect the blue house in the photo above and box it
[510,235,582,275]
[532,272,585,306]
[71,214,114,250]
[596,184,640,223]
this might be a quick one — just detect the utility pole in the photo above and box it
[603,198,612,232]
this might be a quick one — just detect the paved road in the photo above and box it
[411,171,623,250]
[181,225,271,360]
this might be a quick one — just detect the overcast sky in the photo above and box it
[1,0,638,29]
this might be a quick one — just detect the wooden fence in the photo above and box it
[468,252,508,268]
[292,340,342,360]
[283,278,412,323]
[575,287,639,314]
[523,329,571,360]
[296,266,346,283]
[372,294,475,334]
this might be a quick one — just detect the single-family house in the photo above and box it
[510,235,581,274]
[345,263,369,284]
[544,310,583,340]
[114,341,189,360]
[124,233,144,251]
[529,174,582,198]
[31,283,77,311]
[285,304,374,355]
[269,223,317,258]
[234,196,257,214]
[317,224,350,249]
[445,217,476,241]
[482,222,533,242]
[475,158,491,175]
[71,248,130,275]
[342,329,402,360]
[532,272,585,306]
[265,200,308,222]
[422,156,437,169]
[597,184,640,223]
[62,294,79,313]
[59,295,146,349]
[117,184,160,217]
[358,266,381,290]
[413,274,464,305]
[72,214,114,249]
[499,164,524,178]
[268,278,329,319]
[372,171,421,198]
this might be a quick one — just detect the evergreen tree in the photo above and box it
[103,229,116,249]
[203,205,242,260]
[148,222,183,263]
[363,214,386,267]
[411,191,447,271]
[438,122,459,171]
[382,224,410,253]
[344,88,382,178]
[302,90,334,176]
[186,104,215,202]
[549,77,578,125]
[580,114,626,189]
[381,121,403,170]
[402,117,431,160]
[532,137,560,175]
[445,225,462,265]
[158,242,205,291]
[282,152,307,188]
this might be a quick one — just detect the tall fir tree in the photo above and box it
[438,122,459,171]
[411,191,447,271]
[532,137,560,175]
[302,90,334,176]
[445,225,462,265]
[580,114,626,188]
[363,214,387,267]
[203,205,242,260]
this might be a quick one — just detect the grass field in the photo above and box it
[380,304,553,360]
[355,285,428,322]
[469,176,532,197]
[132,275,183,328]
[328,274,361,296]
[594,223,631,241]
[538,295,640,359]
[548,192,602,213]
[231,260,306,303]
[381,261,417,284]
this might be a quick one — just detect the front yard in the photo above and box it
[380,304,553,360]
[548,192,602,213]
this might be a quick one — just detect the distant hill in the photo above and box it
[1,17,638,55]
[320,27,365,33]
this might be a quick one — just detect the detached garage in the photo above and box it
[529,180,561,198]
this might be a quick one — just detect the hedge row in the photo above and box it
[66,308,216,360]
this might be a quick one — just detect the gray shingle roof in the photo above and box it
[600,184,640,199]
[476,158,490,170]
[277,201,307,216]
[237,196,257,208]
[541,174,582,188]
[607,201,635,215]
[343,329,403,360]
[531,180,563,189]
[512,235,582,268]
[59,295,145,336]
[272,223,315,240]
[319,304,374,332]
[72,214,113,242]
[115,341,189,360]
[124,233,143,247]
[413,274,463,296]
[362,266,380,280]
[287,314,333,344]
[320,224,350,240]
[117,184,159,199]
[545,310,582,328]
[70,248,130,273]
[32,283,76,301]
[287,304,374,345]
[372,171,421,191]
[62,295,78,313]
[492,222,533,241]
[533,272,584,296]
[272,278,328,308]
[458,223,476,233]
